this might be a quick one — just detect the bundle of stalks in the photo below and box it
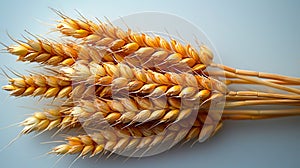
[1,9,300,160]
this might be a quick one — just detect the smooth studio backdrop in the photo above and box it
[0,0,300,168]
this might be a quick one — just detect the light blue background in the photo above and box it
[0,0,300,168]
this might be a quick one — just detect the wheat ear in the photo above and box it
[20,108,79,135]
[50,119,221,157]
[2,74,72,98]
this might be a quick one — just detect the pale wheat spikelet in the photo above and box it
[70,96,218,128]
[62,60,226,98]
[20,108,79,135]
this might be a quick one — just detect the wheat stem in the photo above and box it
[223,108,300,116]
[224,79,300,85]
[222,114,290,120]
[224,71,300,94]
[212,64,300,84]
[225,99,300,108]
[227,91,300,100]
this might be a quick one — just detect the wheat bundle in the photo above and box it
[1,9,300,159]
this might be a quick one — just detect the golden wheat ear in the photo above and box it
[2,73,72,98]
[53,10,215,67]
[19,107,80,135]
[4,33,79,66]
[49,118,212,158]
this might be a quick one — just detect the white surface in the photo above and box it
[0,0,300,168]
